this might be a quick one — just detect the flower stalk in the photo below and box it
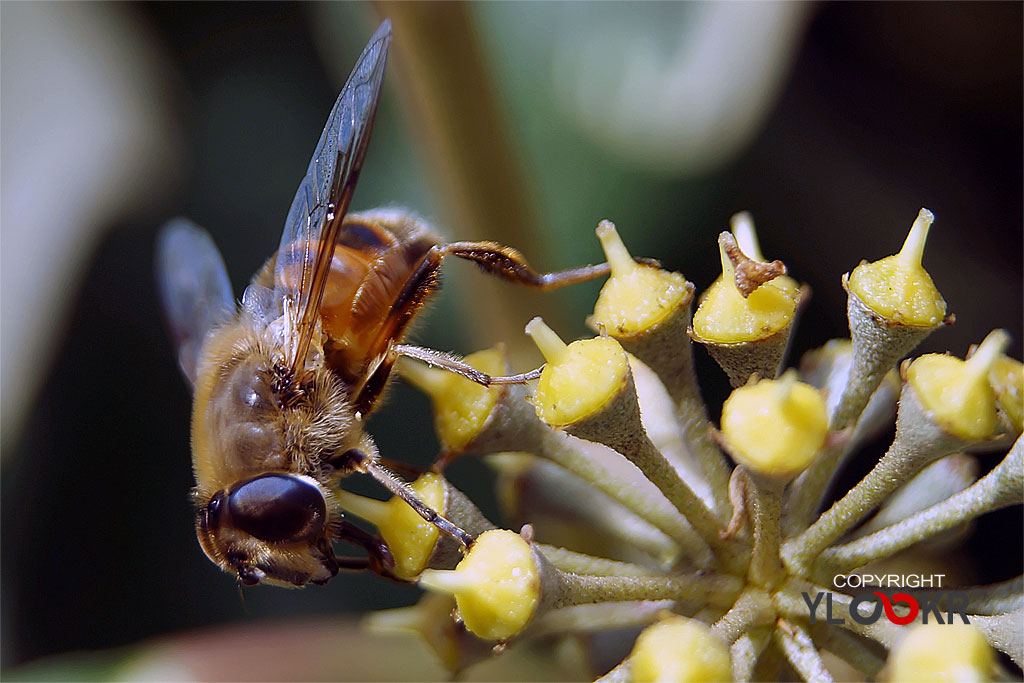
[527,317,743,571]
[783,334,1008,576]
[590,221,733,509]
[813,438,1022,579]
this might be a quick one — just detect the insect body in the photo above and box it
[157,21,617,588]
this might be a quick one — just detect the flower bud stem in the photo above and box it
[535,544,665,578]
[783,384,969,576]
[812,624,885,679]
[598,417,745,573]
[971,608,1024,668]
[775,619,834,683]
[744,471,785,588]
[813,439,1023,579]
[552,571,743,610]
[731,628,772,682]
[775,580,906,649]
[529,600,672,638]
[530,423,710,560]
[710,588,774,644]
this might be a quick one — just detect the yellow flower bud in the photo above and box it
[398,348,505,452]
[906,330,1009,441]
[888,623,995,682]
[721,371,828,478]
[419,529,540,641]
[337,474,445,580]
[692,233,798,344]
[630,616,731,683]
[526,318,630,427]
[847,208,947,326]
[591,221,691,336]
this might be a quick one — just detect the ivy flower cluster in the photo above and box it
[339,209,1022,681]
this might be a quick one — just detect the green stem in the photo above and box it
[746,472,785,588]
[813,442,1022,579]
[731,628,772,682]
[535,544,665,578]
[810,624,885,679]
[604,423,745,573]
[531,422,710,561]
[971,608,1024,669]
[783,390,966,576]
[553,571,744,610]
[710,588,775,644]
[774,580,906,649]
[775,620,834,683]
[529,601,670,638]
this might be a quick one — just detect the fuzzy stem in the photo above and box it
[746,472,785,588]
[906,577,1024,617]
[552,571,744,610]
[959,577,1024,616]
[673,382,735,513]
[814,440,1022,578]
[784,439,849,533]
[783,388,967,576]
[731,628,772,682]
[811,624,885,679]
[971,608,1024,669]
[605,425,745,573]
[774,580,906,649]
[535,544,665,578]
[775,619,834,683]
[531,423,709,560]
[529,601,671,638]
[711,588,775,644]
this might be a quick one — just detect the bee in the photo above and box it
[156,20,619,588]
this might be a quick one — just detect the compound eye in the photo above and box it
[202,490,226,530]
[227,474,326,544]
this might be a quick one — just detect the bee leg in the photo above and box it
[394,343,542,387]
[359,455,475,548]
[441,241,659,290]
[336,519,403,580]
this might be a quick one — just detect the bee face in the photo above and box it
[196,474,339,587]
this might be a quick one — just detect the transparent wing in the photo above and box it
[275,19,392,377]
[156,218,235,385]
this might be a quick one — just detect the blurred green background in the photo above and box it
[2,1,1020,677]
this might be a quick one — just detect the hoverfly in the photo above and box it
[157,20,619,588]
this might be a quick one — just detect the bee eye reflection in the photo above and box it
[227,474,326,544]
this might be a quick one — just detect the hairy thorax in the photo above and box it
[190,321,359,497]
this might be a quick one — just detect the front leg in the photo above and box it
[336,519,404,581]
[394,344,542,387]
[441,241,658,290]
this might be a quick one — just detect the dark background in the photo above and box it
[2,1,1021,672]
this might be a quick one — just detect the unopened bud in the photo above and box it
[629,615,732,683]
[721,371,828,480]
[907,330,1009,441]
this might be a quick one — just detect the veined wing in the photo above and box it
[274,19,392,378]
[156,218,235,386]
